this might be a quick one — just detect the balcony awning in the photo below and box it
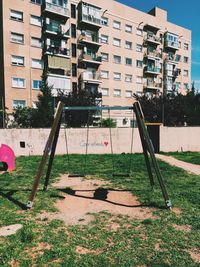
[144,23,160,32]
[48,55,70,70]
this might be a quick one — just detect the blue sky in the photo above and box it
[117,0,200,90]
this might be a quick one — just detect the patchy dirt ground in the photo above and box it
[38,175,156,225]
[0,224,22,237]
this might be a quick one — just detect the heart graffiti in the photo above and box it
[104,141,109,147]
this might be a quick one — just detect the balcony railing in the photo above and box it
[79,34,100,45]
[46,46,70,57]
[144,34,161,44]
[79,53,102,64]
[44,2,70,18]
[145,51,162,59]
[144,66,161,74]
[144,80,162,89]
[165,54,177,62]
[80,71,101,81]
[45,24,70,38]
[164,40,179,50]
[165,69,181,77]
[82,14,101,25]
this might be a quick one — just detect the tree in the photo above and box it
[32,80,54,128]
[101,118,117,128]
[61,89,102,127]
[12,79,54,128]
[12,107,36,128]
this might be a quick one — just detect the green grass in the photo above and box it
[164,151,200,165]
[0,154,200,266]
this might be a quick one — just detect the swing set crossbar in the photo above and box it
[64,106,134,111]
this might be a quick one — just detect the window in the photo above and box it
[101,34,108,44]
[184,43,189,50]
[72,43,77,57]
[175,54,181,62]
[71,24,76,38]
[183,83,189,90]
[114,72,121,81]
[136,76,142,84]
[101,17,108,26]
[11,55,24,66]
[72,63,77,77]
[101,52,109,61]
[113,55,121,64]
[114,89,121,97]
[183,70,188,77]
[71,4,76,18]
[136,44,142,52]
[125,24,132,33]
[125,90,132,98]
[31,0,42,4]
[136,29,143,36]
[101,88,109,96]
[30,15,41,26]
[125,58,132,66]
[31,37,42,48]
[184,56,189,63]
[136,60,143,68]
[113,20,121,29]
[32,59,43,69]
[32,80,42,90]
[13,100,26,108]
[12,77,25,88]
[10,10,23,22]
[113,38,121,47]
[125,41,132,49]
[125,74,132,82]
[11,32,24,44]
[101,70,109,79]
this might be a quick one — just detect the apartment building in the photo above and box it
[0,0,191,127]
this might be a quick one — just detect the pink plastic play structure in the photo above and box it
[0,144,15,171]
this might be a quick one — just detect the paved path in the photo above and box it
[155,154,200,175]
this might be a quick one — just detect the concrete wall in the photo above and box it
[160,126,200,152]
[0,126,200,156]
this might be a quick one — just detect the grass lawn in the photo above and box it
[0,154,200,267]
[164,152,200,165]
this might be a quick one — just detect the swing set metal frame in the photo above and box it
[26,101,172,209]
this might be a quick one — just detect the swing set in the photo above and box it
[26,101,172,209]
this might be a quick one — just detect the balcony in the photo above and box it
[45,24,70,39]
[144,80,162,90]
[144,50,162,61]
[144,66,161,75]
[47,55,70,72]
[164,68,181,77]
[165,40,179,50]
[144,34,161,45]
[78,2,102,28]
[43,1,70,20]
[80,71,101,84]
[47,73,71,97]
[165,54,177,64]
[45,46,70,58]
[79,53,102,65]
[78,33,101,47]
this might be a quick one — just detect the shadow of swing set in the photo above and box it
[26,101,172,209]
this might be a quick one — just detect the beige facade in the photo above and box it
[0,0,191,126]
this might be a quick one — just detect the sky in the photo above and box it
[117,0,200,90]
